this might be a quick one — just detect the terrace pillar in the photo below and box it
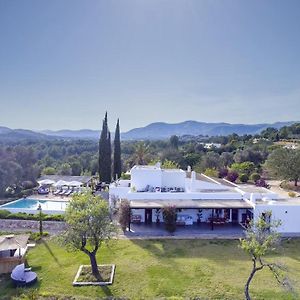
[211,209,214,231]
[128,208,131,232]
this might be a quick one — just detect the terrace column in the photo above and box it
[211,209,214,231]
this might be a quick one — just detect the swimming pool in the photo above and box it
[0,198,68,214]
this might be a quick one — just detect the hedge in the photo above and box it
[0,210,65,221]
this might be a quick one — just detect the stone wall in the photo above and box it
[0,219,67,233]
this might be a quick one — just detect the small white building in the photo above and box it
[109,163,300,235]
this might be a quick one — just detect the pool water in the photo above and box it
[0,198,67,211]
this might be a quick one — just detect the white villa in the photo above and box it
[109,163,300,235]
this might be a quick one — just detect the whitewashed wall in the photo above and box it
[254,203,300,233]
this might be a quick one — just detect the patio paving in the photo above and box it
[122,223,245,239]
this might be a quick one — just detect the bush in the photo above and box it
[120,172,131,180]
[288,191,296,198]
[250,173,261,182]
[20,189,34,198]
[30,231,49,241]
[239,174,249,183]
[204,168,218,178]
[0,209,11,218]
[162,205,177,234]
[0,210,64,221]
[218,168,228,178]
[118,200,131,232]
[255,179,269,188]
[226,171,239,183]
[43,214,65,221]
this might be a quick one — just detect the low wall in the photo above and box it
[0,219,67,233]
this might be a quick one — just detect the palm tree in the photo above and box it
[133,142,150,165]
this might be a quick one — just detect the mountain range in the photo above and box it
[0,121,296,141]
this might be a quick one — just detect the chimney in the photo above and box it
[187,166,191,172]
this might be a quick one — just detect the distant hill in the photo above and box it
[42,129,100,139]
[0,121,297,141]
[0,126,51,142]
[121,121,296,140]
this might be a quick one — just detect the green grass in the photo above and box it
[0,238,300,299]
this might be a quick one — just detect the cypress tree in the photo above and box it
[99,112,112,183]
[113,119,122,180]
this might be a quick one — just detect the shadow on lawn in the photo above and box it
[129,238,250,263]
[41,240,61,266]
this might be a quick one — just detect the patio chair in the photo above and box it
[11,263,37,287]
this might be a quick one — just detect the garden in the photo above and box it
[0,238,299,300]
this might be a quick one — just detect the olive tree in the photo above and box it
[265,148,300,186]
[240,212,292,300]
[63,192,116,278]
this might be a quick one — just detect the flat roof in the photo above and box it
[256,198,300,206]
[235,184,270,194]
[130,199,253,209]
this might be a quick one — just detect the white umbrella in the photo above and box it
[38,179,55,186]
[53,180,68,187]
[68,181,82,187]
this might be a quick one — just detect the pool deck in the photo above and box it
[30,194,70,202]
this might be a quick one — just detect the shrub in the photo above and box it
[120,172,131,180]
[239,174,249,183]
[250,173,261,182]
[118,199,131,232]
[162,205,177,234]
[0,209,11,218]
[204,168,218,178]
[30,231,49,241]
[231,161,255,175]
[218,168,228,178]
[43,214,65,221]
[226,171,239,183]
[20,189,34,198]
[21,181,36,189]
[255,179,269,188]
[288,191,296,198]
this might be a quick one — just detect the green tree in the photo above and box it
[59,163,72,175]
[113,119,122,180]
[231,162,255,175]
[240,212,291,300]
[169,135,179,149]
[133,142,150,165]
[265,148,300,186]
[63,192,116,278]
[162,160,179,169]
[99,112,112,182]
[42,167,56,175]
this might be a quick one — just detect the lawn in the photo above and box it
[0,238,300,300]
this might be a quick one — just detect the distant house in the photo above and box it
[202,143,222,149]
[109,163,300,235]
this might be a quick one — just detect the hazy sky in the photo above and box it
[0,0,299,131]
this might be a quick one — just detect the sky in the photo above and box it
[0,0,299,132]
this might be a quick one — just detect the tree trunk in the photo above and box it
[89,252,100,278]
[294,178,298,187]
[245,266,257,300]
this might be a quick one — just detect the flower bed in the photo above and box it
[73,264,115,286]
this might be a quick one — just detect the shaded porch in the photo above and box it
[126,222,245,238]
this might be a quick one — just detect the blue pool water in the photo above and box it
[0,198,67,211]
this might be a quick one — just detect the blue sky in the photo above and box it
[0,0,299,131]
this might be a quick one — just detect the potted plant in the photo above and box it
[197,209,203,225]
[155,208,161,224]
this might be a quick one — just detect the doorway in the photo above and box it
[231,209,239,223]
[145,209,153,224]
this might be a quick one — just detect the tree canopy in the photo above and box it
[63,192,116,277]
[265,148,300,186]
